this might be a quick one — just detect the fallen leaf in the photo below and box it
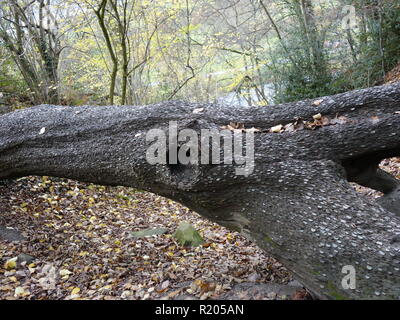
[37,264,57,290]
[4,258,17,270]
[331,116,350,125]
[71,287,81,295]
[313,113,322,120]
[161,280,170,290]
[321,116,331,126]
[370,115,380,124]
[270,124,283,133]
[284,123,296,133]
[246,127,261,133]
[14,287,28,297]
[59,269,73,277]
[221,122,246,131]
[193,108,204,114]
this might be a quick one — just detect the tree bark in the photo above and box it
[94,0,119,105]
[1,83,400,300]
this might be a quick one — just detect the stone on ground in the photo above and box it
[0,226,26,242]
[173,222,204,247]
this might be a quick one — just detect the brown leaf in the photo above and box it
[230,122,245,130]
[199,282,216,295]
[294,121,305,131]
[221,122,245,132]
[168,272,177,280]
[167,289,181,298]
[303,121,316,130]
[284,123,296,133]
[246,127,261,133]
[292,289,313,300]
[313,99,324,106]
[370,115,380,124]
[313,120,323,128]
[331,116,349,125]
[321,116,331,126]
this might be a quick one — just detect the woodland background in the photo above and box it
[0,0,399,110]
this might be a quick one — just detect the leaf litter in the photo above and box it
[0,176,293,300]
[1,157,398,300]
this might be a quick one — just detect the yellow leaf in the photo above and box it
[270,124,283,133]
[100,285,112,291]
[4,258,17,270]
[313,113,322,120]
[59,269,72,277]
[71,287,80,295]
[14,287,28,297]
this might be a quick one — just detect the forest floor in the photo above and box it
[0,158,399,300]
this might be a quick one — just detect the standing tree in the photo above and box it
[0,0,62,104]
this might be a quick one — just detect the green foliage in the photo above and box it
[0,49,30,107]
[268,0,400,103]
[274,68,334,103]
[1,0,399,107]
[350,2,400,87]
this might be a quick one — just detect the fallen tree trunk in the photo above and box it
[1,83,400,299]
